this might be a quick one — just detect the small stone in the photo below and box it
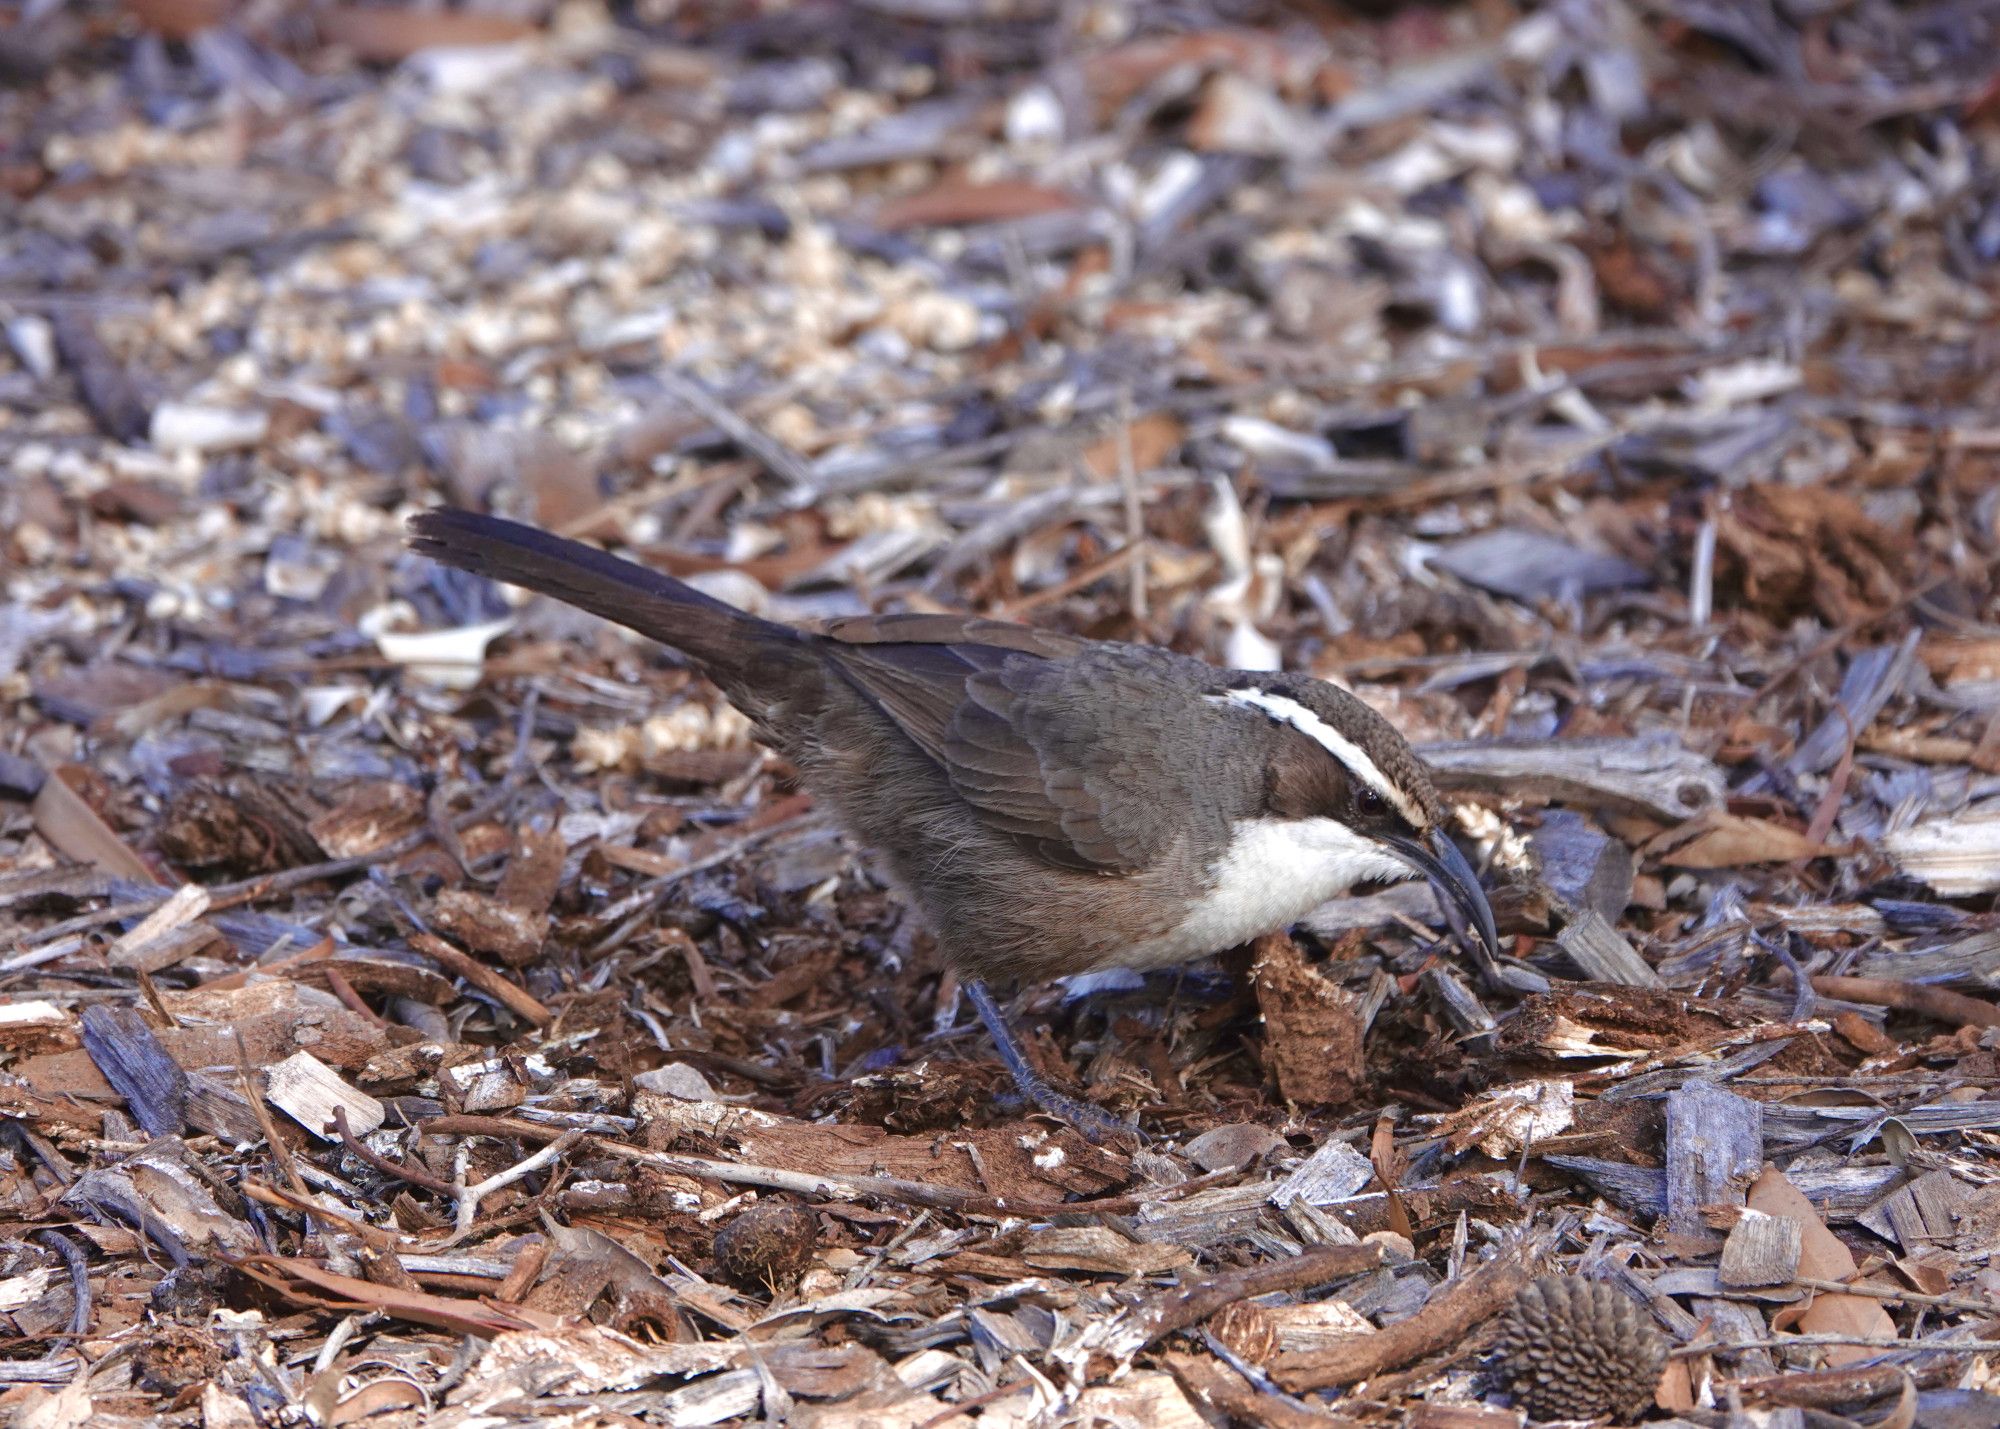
[1005,84,1064,147]
[712,1199,818,1287]
[1362,1230,1415,1263]
[1184,1122,1286,1172]
[888,290,981,352]
[633,1063,718,1102]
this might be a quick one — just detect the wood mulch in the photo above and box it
[1,1,1997,1424]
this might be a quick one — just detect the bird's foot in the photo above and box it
[963,977,1146,1146]
[1011,1074,1146,1146]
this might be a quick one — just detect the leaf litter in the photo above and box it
[1,0,1999,1424]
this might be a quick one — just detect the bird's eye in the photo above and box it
[1355,788,1387,818]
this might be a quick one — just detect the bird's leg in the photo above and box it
[962,979,1141,1145]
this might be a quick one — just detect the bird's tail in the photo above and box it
[406,509,801,684]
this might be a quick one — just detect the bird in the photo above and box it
[407,509,1499,1139]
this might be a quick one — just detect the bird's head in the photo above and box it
[1218,677,1500,961]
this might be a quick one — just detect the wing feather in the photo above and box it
[814,623,1243,874]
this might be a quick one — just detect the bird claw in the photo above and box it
[961,977,1147,1145]
[1018,1084,1147,1146]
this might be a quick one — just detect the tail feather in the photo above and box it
[406,509,794,677]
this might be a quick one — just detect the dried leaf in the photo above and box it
[874,180,1081,230]
[1650,813,1835,868]
[1746,1166,1897,1365]
[316,7,535,61]
[31,765,156,882]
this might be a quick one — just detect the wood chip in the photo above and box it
[264,1051,386,1141]
[1718,1208,1804,1287]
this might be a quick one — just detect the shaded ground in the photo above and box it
[1,0,1999,1424]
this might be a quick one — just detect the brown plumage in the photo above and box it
[406,510,1490,988]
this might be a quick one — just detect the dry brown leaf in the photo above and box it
[30,764,157,882]
[874,180,1081,231]
[1746,1166,1897,1366]
[316,7,535,61]
[1081,411,1185,479]
[232,1255,556,1337]
[1648,813,1835,868]
[1081,29,1306,114]
[327,1379,426,1427]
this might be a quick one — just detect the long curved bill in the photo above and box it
[1383,829,1501,962]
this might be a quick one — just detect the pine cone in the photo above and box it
[1494,1276,1667,1422]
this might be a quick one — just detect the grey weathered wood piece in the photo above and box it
[1420,734,1724,822]
[1852,929,2000,987]
[1858,1168,1969,1250]
[1663,1082,1763,1235]
[78,1005,188,1139]
[1557,909,1663,988]
[1532,810,1635,925]
[1718,1209,1802,1286]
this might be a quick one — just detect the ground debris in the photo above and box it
[2,0,1997,1420]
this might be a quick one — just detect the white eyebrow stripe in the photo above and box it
[1217,687,1427,826]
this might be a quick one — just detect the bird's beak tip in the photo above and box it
[1386,828,1501,964]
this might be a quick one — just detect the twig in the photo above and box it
[19,782,521,950]
[656,369,813,494]
[419,1114,1230,1219]
[1271,1248,1536,1392]
[583,795,817,959]
[996,543,1145,619]
[1120,1244,1385,1355]
[409,932,552,1026]
[915,1379,1036,1429]
[236,1028,312,1202]
[597,1136,1226,1219]
[1722,575,1953,743]
[452,1129,584,1238]
[1675,1334,1999,1354]
[496,1238,547,1303]
[1802,705,1856,847]
[1785,1276,2000,1316]
[1168,1352,1363,1429]
[1115,389,1148,624]
[333,1106,455,1197]
[322,966,386,1028]
[1736,1363,1942,1411]
[1772,969,2000,1029]
[35,1230,88,1338]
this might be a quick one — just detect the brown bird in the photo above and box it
[408,510,1498,1138]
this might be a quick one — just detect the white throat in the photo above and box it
[1123,816,1415,970]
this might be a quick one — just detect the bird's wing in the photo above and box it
[821,634,1224,873]
[818,611,1089,659]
